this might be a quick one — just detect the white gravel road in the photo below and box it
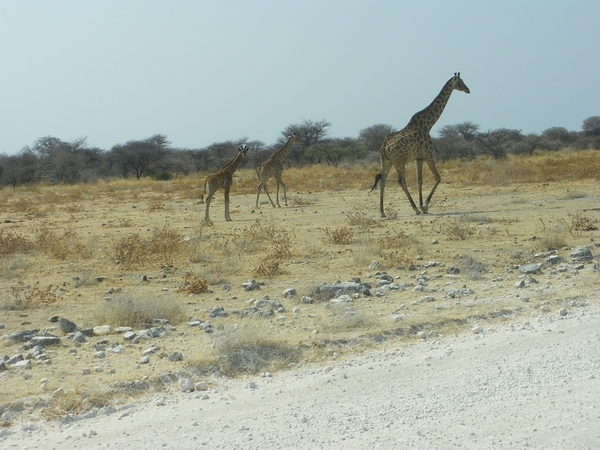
[2,305,599,450]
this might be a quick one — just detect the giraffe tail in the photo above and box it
[370,173,382,193]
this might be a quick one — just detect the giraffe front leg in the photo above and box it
[224,187,231,221]
[423,157,442,214]
[416,159,427,214]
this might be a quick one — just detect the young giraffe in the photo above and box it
[255,133,303,208]
[371,73,470,216]
[201,144,248,222]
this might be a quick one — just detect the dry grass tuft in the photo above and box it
[92,295,185,328]
[322,227,354,244]
[211,325,302,376]
[457,254,487,280]
[0,230,34,255]
[434,216,475,241]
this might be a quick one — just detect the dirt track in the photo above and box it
[2,301,599,449]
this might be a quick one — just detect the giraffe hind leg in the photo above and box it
[422,158,441,213]
[277,178,287,207]
[204,188,216,222]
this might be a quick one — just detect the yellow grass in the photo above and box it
[0,149,599,420]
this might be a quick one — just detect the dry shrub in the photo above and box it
[112,233,148,267]
[252,227,292,278]
[291,196,314,206]
[149,225,183,263]
[346,212,379,228]
[10,197,38,214]
[147,196,164,211]
[35,226,91,260]
[0,230,33,255]
[5,281,61,309]
[569,213,597,233]
[177,272,209,294]
[211,325,302,376]
[253,257,284,278]
[93,295,184,328]
[377,229,422,267]
[323,227,354,244]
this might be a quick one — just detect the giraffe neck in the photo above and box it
[272,136,295,163]
[409,77,454,132]
[221,151,244,174]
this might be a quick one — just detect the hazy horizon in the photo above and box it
[1,1,598,154]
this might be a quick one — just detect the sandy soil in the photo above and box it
[1,301,599,449]
[1,176,600,448]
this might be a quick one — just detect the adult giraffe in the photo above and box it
[372,73,470,216]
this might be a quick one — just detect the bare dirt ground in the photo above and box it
[1,172,600,448]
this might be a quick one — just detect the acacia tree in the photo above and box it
[111,134,170,179]
[358,124,397,152]
[280,119,331,147]
[582,116,600,136]
[435,122,480,160]
[474,128,522,159]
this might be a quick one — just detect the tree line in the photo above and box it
[1,116,599,189]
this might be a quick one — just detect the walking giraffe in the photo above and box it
[371,73,470,216]
[255,133,303,208]
[200,144,248,222]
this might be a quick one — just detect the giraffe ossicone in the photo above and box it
[372,73,470,216]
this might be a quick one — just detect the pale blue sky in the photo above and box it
[1,1,598,154]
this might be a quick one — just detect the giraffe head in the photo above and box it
[287,132,305,146]
[452,72,470,94]
[238,144,249,156]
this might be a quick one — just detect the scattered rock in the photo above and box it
[242,279,260,291]
[368,260,381,270]
[569,245,593,261]
[178,378,195,392]
[472,325,483,334]
[558,308,568,316]
[283,288,297,298]
[58,317,78,334]
[519,263,542,274]
[545,255,564,265]
[93,325,112,336]
[168,351,183,362]
[23,335,60,349]
[5,329,39,342]
[195,381,208,391]
[209,307,228,318]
